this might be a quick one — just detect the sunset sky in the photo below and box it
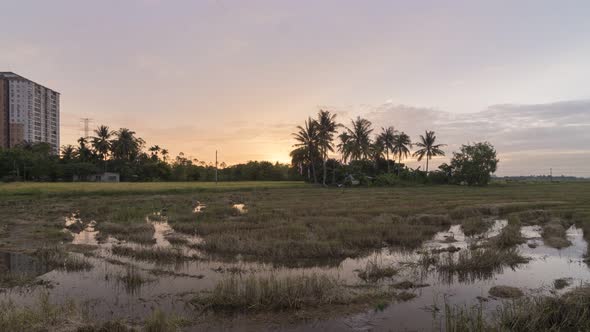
[2,0,589,176]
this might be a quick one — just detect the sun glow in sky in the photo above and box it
[2,0,590,176]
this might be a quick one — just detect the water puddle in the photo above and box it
[72,221,99,245]
[63,214,100,246]
[232,204,247,214]
[147,213,173,247]
[64,213,81,228]
[521,225,543,239]
[193,202,207,213]
[423,219,506,252]
[279,222,590,331]
[146,212,203,249]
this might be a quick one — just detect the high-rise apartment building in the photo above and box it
[0,72,60,154]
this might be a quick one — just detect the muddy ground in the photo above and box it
[1,182,589,331]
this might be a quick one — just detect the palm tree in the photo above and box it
[161,149,169,162]
[337,132,353,164]
[76,137,93,162]
[148,145,161,161]
[60,145,78,162]
[290,147,309,179]
[412,130,445,173]
[92,125,113,171]
[343,117,373,161]
[110,128,145,162]
[377,127,396,172]
[371,137,385,165]
[392,131,412,164]
[316,110,338,185]
[292,117,319,183]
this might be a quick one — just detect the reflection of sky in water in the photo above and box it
[233,204,247,214]
[71,221,98,245]
[193,202,206,213]
[2,218,589,331]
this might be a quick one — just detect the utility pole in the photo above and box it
[550,168,553,183]
[80,118,92,139]
[215,150,218,184]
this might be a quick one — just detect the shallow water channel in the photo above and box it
[1,214,589,331]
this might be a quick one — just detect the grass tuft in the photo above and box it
[78,320,136,332]
[192,274,391,312]
[0,293,82,331]
[460,217,491,237]
[35,247,93,272]
[542,222,572,249]
[0,273,42,289]
[356,259,398,282]
[490,217,525,249]
[444,303,488,332]
[554,278,572,290]
[111,246,189,263]
[391,280,430,290]
[144,309,181,332]
[498,285,590,330]
[437,248,529,282]
[489,285,524,298]
[164,234,189,246]
[116,267,153,294]
[96,222,155,245]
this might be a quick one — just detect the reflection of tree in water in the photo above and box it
[0,251,50,276]
[0,252,9,274]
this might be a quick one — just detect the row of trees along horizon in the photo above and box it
[0,126,299,182]
[0,111,498,185]
[291,110,499,186]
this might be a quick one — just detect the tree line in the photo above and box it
[0,125,301,182]
[0,114,498,185]
[291,110,499,186]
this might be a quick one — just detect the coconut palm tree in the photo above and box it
[292,117,320,183]
[412,130,445,173]
[148,145,161,161]
[371,137,386,165]
[316,110,339,185]
[343,117,373,161]
[76,137,94,162]
[111,128,145,162]
[337,132,353,164]
[392,131,412,164]
[290,146,309,179]
[161,149,169,162]
[60,145,78,162]
[377,126,396,172]
[92,125,113,171]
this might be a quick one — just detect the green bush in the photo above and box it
[450,142,499,186]
[374,173,405,186]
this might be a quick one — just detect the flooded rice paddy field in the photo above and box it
[1,183,590,331]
